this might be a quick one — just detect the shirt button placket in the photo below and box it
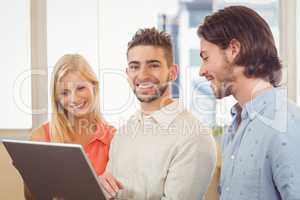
[230,155,235,160]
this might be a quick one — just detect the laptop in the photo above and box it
[2,139,107,200]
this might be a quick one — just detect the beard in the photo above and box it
[211,80,234,99]
[211,58,236,99]
[134,78,169,103]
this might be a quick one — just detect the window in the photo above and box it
[296,1,300,105]
[1,0,284,130]
[47,0,99,119]
[189,10,211,28]
[189,49,201,67]
[0,0,31,129]
[297,0,300,105]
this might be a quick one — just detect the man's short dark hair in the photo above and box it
[197,6,282,86]
[127,27,173,66]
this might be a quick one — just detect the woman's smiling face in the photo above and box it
[56,71,95,118]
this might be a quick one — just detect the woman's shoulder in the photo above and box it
[99,120,116,141]
[30,122,50,142]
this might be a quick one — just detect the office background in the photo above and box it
[0,0,299,199]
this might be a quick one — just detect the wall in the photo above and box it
[0,143,24,199]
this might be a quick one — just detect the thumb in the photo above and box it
[116,179,124,189]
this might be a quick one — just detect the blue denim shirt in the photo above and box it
[220,87,300,200]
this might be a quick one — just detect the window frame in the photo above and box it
[1,0,299,138]
[0,0,48,139]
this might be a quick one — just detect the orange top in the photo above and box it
[43,122,115,176]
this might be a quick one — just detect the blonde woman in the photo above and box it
[24,54,115,200]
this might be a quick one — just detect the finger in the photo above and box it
[102,188,112,199]
[106,175,120,193]
[100,183,113,200]
[99,176,116,198]
[116,179,124,189]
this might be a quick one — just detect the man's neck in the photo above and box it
[233,78,273,106]
[140,96,174,115]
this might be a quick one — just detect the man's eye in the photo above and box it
[61,91,68,96]
[203,57,209,62]
[150,64,160,68]
[77,86,85,91]
[129,65,139,70]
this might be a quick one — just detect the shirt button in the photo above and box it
[230,155,235,160]
[225,187,230,192]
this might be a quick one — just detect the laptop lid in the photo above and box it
[2,139,106,200]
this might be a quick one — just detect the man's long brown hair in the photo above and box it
[198,6,282,86]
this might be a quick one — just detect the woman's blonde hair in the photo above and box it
[50,54,101,142]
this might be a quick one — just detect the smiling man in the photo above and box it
[99,28,217,200]
[197,6,300,200]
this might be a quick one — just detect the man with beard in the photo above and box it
[99,28,217,200]
[198,6,300,200]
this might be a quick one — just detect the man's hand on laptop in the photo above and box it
[99,172,124,199]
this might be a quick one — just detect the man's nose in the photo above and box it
[138,65,151,79]
[199,65,208,77]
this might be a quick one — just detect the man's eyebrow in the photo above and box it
[128,60,161,65]
[200,50,206,58]
[128,61,140,65]
[146,60,161,64]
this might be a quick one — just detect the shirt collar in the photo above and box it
[89,122,112,145]
[240,87,283,121]
[230,103,242,118]
[132,100,185,126]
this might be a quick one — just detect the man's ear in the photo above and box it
[226,38,241,62]
[169,64,178,81]
[125,67,134,86]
